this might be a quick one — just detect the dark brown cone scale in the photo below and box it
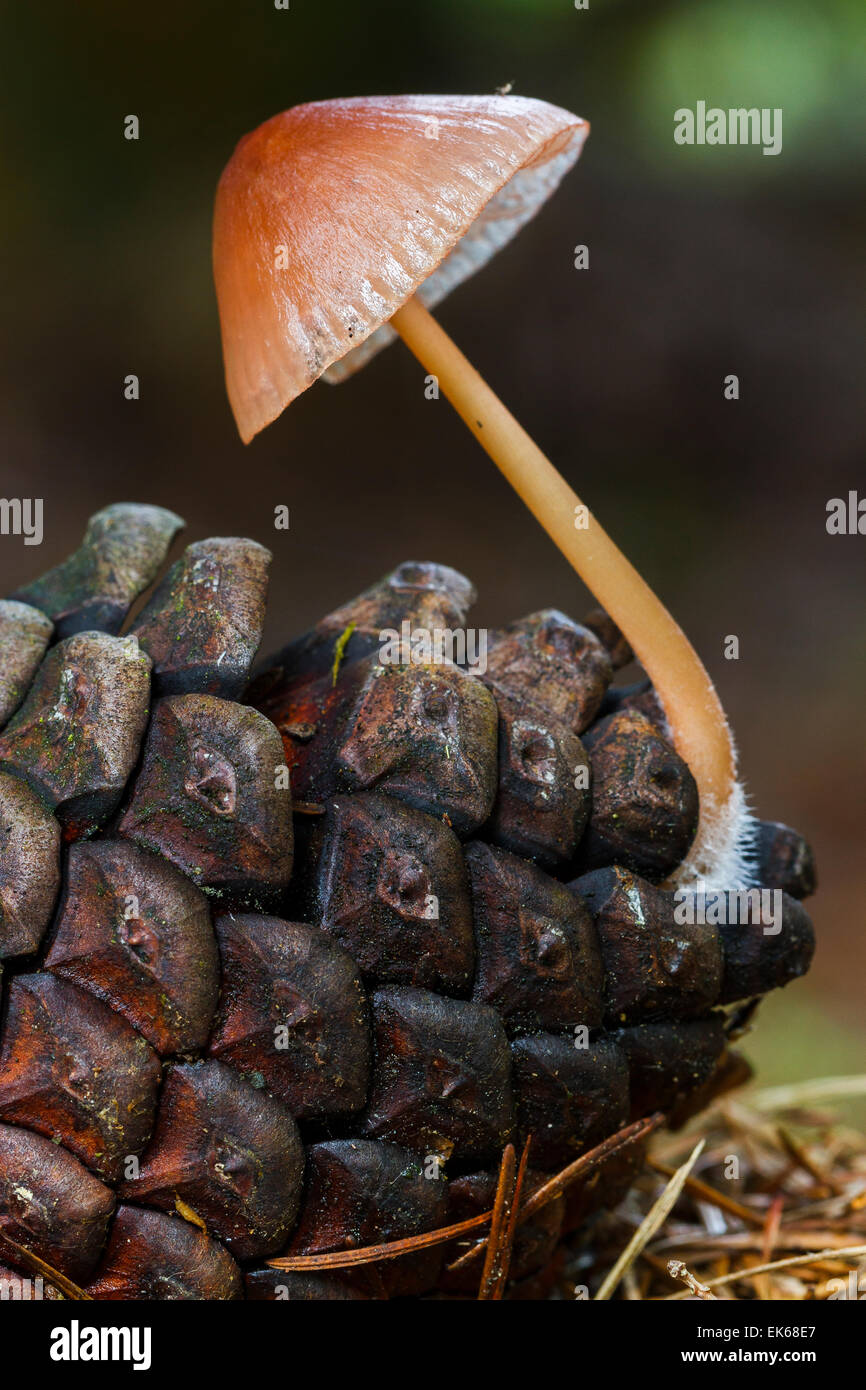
[311,791,475,993]
[510,1033,630,1170]
[0,973,161,1181]
[560,1135,650,1233]
[483,684,591,869]
[715,891,816,1003]
[0,631,152,833]
[362,987,514,1166]
[256,655,499,837]
[9,503,183,641]
[596,678,670,736]
[505,1256,565,1301]
[0,1122,115,1282]
[208,915,370,1120]
[613,1017,727,1120]
[572,866,723,1025]
[574,709,699,882]
[582,607,633,670]
[251,656,366,801]
[119,1059,304,1259]
[754,820,818,900]
[667,1049,754,1129]
[284,1138,448,1296]
[0,600,53,729]
[262,559,476,685]
[130,537,271,698]
[466,841,603,1037]
[0,770,61,959]
[119,694,293,901]
[87,1205,242,1300]
[45,839,219,1054]
[336,660,498,835]
[485,609,613,735]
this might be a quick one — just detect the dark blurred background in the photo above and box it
[1,0,863,1089]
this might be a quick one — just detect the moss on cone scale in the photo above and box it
[9,504,183,641]
[0,770,60,957]
[0,631,152,832]
[0,601,53,728]
[0,510,817,1298]
[130,538,271,699]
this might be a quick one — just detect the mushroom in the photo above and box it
[212,94,752,888]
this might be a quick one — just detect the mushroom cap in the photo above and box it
[213,95,589,442]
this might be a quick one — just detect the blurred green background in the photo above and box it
[1,0,863,1094]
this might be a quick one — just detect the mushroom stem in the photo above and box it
[391,294,747,886]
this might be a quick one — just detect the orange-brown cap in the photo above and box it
[213,95,588,442]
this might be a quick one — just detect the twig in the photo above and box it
[660,1244,866,1299]
[667,1260,717,1300]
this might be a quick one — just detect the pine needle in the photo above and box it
[594,1139,706,1301]
[648,1156,764,1228]
[478,1144,518,1299]
[747,1075,866,1110]
[0,1230,91,1301]
[449,1116,660,1277]
[269,1116,659,1279]
[521,1113,664,1221]
[267,1210,494,1271]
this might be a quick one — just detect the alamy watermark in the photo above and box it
[0,498,43,545]
[50,1321,152,1371]
[1,1273,47,1300]
[826,490,865,535]
[826,1270,866,1300]
[674,883,782,935]
[378,621,488,676]
[674,103,782,157]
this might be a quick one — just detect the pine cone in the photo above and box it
[0,509,815,1300]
